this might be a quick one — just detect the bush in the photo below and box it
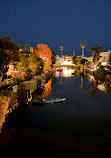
[14,77,22,85]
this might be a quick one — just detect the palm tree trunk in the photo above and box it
[82,48,84,57]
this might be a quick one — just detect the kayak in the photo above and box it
[33,98,66,104]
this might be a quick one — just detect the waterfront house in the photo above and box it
[99,50,111,66]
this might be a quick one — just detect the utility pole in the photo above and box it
[73,50,75,56]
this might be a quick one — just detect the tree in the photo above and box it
[0,36,19,51]
[34,44,52,73]
[89,43,103,65]
[51,50,56,66]
[72,56,77,64]
[80,42,86,57]
[80,58,88,66]
[21,44,31,53]
[0,50,9,78]
[0,37,20,79]
[16,54,29,72]
[28,53,44,75]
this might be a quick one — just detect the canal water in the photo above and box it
[1,70,111,157]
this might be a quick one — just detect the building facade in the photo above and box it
[99,50,111,65]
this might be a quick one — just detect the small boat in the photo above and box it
[33,98,66,104]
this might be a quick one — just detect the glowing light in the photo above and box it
[61,60,74,65]
[62,70,74,77]
[101,62,107,66]
[55,69,74,77]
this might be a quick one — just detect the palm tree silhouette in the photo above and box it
[60,46,63,57]
[89,43,102,65]
[80,42,86,57]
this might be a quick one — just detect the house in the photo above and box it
[99,50,111,66]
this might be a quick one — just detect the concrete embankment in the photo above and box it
[18,71,54,103]
[0,70,54,90]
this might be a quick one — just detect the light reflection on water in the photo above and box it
[55,69,75,77]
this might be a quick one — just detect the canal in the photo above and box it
[0,70,111,157]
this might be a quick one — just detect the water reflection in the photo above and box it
[55,69,74,77]
[87,74,111,96]
[36,79,52,99]
[56,69,111,96]
[0,90,18,132]
[79,77,84,91]
[1,69,111,156]
[0,78,53,132]
[0,68,111,134]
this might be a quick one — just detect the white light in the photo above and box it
[62,70,74,77]
[101,62,107,66]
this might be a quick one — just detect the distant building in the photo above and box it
[61,56,74,65]
[65,55,73,61]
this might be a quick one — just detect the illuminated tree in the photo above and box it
[16,54,29,71]
[21,44,30,53]
[34,44,52,73]
[28,53,44,75]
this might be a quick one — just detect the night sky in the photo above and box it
[0,0,111,56]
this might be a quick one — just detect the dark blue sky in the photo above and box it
[0,0,111,56]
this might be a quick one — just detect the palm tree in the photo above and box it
[89,43,103,65]
[60,46,63,57]
[80,42,86,57]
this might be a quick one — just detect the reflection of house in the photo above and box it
[99,50,111,65]
[98,84,106,92]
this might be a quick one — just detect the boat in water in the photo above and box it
[33,98,66,104]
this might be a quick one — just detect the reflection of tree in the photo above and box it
[104,82,111,93]
[79,76,84,91]
[89,80,98,96]
[0,95,10,131]
[52,76,57,85]
[38,79,52,99]
[0,91,18,132]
